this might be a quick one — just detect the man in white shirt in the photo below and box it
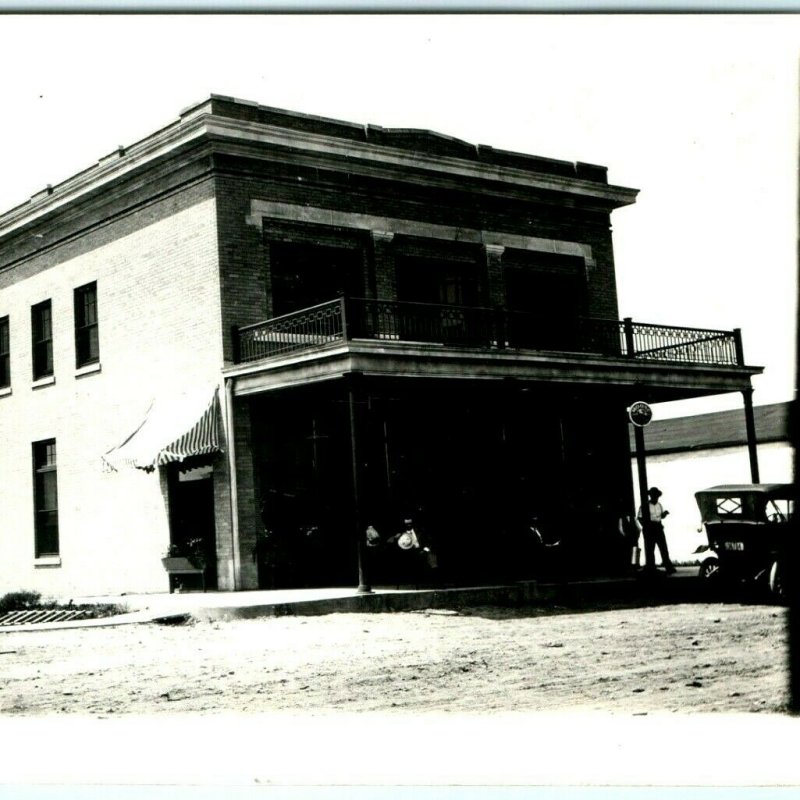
[637,486,676,574]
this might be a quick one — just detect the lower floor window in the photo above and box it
[33,439,59,557]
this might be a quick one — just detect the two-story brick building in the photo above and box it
[0,96,763,596]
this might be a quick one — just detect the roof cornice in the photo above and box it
[0,113,211,238]
[0,97,639,238]
[202,115,639,209]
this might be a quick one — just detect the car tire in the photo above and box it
[698,557,720,582]
[698,557,722,599]
[769,560,786,603]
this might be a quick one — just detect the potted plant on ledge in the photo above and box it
[161,538,207,592]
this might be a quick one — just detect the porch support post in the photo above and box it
[742,386,760,483]
[623,317,635,358]
[632,423,652,568]
[348,372,372,593]
[224,378,241,590]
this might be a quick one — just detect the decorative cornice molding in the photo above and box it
[0,114,209,238]
[0,102,638,240]
[206,115,638,208]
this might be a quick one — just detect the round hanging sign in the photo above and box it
[628,401,653,427]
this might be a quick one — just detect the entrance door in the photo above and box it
[169,465,218,590]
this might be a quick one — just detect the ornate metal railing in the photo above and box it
[235,297,744,367]
[237,299,343,361]
[625,321,740,365]
[346,298,498,347]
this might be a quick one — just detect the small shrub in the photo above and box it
[0,590,43,613]
[0,590,126,620]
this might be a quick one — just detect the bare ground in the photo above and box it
[0,600,790,716]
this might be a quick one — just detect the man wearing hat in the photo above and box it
[637,487,676,574]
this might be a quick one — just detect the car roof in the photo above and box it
[696,483,795,497]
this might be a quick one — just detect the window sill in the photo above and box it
[75,362,101,379]
[0,386,11,398]
[34,555,61,568]
[32,375,55,390]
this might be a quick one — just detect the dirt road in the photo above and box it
[0,601,789,716]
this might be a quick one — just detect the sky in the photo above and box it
[0,14,796,419]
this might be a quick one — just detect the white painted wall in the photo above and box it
[0,198,222,599]
[630,441,794,564]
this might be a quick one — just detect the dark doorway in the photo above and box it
[504,253,588,351]
[270,241,364,316]
[169,464,218,590]
[253,388,357,589]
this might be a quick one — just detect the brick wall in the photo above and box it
[214,173,270,364]
[210,157,624,587]
[0,115,629,597]
[0,191,224,598]
[214,154,622,360]
[232,396,259,589]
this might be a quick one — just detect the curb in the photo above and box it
[1,571,701,631]
[191,573,700,622]
[192,582,543,621]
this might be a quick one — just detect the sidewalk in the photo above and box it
[1,567,699,632]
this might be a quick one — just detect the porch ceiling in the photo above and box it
[223,340,761,404]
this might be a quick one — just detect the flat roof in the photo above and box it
[0,94,639,239]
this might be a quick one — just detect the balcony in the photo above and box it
[227,297,759,401]
[235,297,745,368]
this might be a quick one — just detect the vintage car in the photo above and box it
[695,483,794,600]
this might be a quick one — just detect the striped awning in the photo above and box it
[102,385,222,472]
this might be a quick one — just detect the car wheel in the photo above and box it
[769,560,786,602]
[699,558,720,582]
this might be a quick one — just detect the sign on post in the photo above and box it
[629,400,653,567]
[628,401,653,428]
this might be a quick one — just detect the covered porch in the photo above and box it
[222,298,762,592]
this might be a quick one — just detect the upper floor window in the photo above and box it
[74,282,99,367]
[265,221,367,318]
[33,439,59,558]
[270,241,363,317]
[31,300,53,380]
[0,316,9,389]
[397,255,481,307]
[395,240,482,308]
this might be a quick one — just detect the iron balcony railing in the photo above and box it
[235,297,744,367]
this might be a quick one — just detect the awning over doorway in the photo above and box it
[102,385,223,472]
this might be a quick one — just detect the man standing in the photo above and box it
[637,487,676,574]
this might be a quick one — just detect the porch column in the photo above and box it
[371,231,396,300]
[742,386,760,483]
[223,378,241,590]
[348,372,372,593]
[224,380,259,590]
